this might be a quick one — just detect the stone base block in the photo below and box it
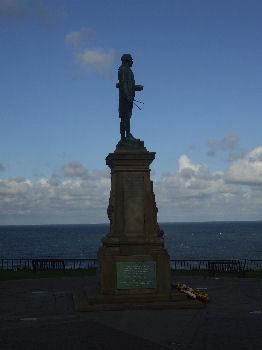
[98,249,171,296]
[73,287,206,312]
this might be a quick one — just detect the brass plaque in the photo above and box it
[116,261,156,289]
[123,174,144,234]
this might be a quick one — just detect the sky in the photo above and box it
[0,0,262,224]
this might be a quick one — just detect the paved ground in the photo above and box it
[0,275,261,349]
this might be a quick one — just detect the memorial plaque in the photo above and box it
[123,174,144,234]
[116,261,156,289]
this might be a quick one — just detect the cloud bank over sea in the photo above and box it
[1,146,262,224]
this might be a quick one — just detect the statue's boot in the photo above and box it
[126,132,136,141]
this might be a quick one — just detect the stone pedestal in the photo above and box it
[99,144,170,296]
[73,142,205,311]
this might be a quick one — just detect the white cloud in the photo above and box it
[227,151,246,161]
[65,27,117,77]
[0,0,50,21]
[0,177,32,196]
[226,146,262,185]
[158,155,235,200]
[206,131,239,156]
[61,161,88,178]
[178,154,202,173]
[74,48,117,76]
[0,169,111,224]
[221,131,239,149]
[1,149,262,224]
[65,27,96,47]
[154,151,262,222]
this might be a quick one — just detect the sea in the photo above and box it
[0,222,261,261]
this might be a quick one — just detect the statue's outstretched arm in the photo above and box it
[135,85,144,91]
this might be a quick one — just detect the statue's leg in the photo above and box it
[126,116,130,136]
[120,117,125,140]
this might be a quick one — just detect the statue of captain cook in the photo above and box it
[116,54,143,141]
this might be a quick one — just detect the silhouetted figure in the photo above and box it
[116,54,143,140]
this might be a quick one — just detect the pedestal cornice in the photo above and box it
[106,148,156,171]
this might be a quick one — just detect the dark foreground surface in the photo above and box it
[0,275,261,350]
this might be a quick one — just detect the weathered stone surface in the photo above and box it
[123,174,145,235]
[73,145,204,310]
[104,147,163,245]
[95,146,171,300]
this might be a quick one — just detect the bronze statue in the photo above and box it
[116,54,143,141]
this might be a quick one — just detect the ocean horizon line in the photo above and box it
[0,220,262,226]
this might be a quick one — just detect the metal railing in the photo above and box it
[169,259,262,272]
[0,258,261,272]
[0,258,97,271]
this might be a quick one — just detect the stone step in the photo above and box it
[73,291,205,312]
[73,290,205,312]
[86,292,187,305]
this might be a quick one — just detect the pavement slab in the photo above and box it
[0,275,261,349]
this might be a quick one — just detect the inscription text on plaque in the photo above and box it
[116,261,156,289]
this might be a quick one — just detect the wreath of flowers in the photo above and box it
[172,282,210,303]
